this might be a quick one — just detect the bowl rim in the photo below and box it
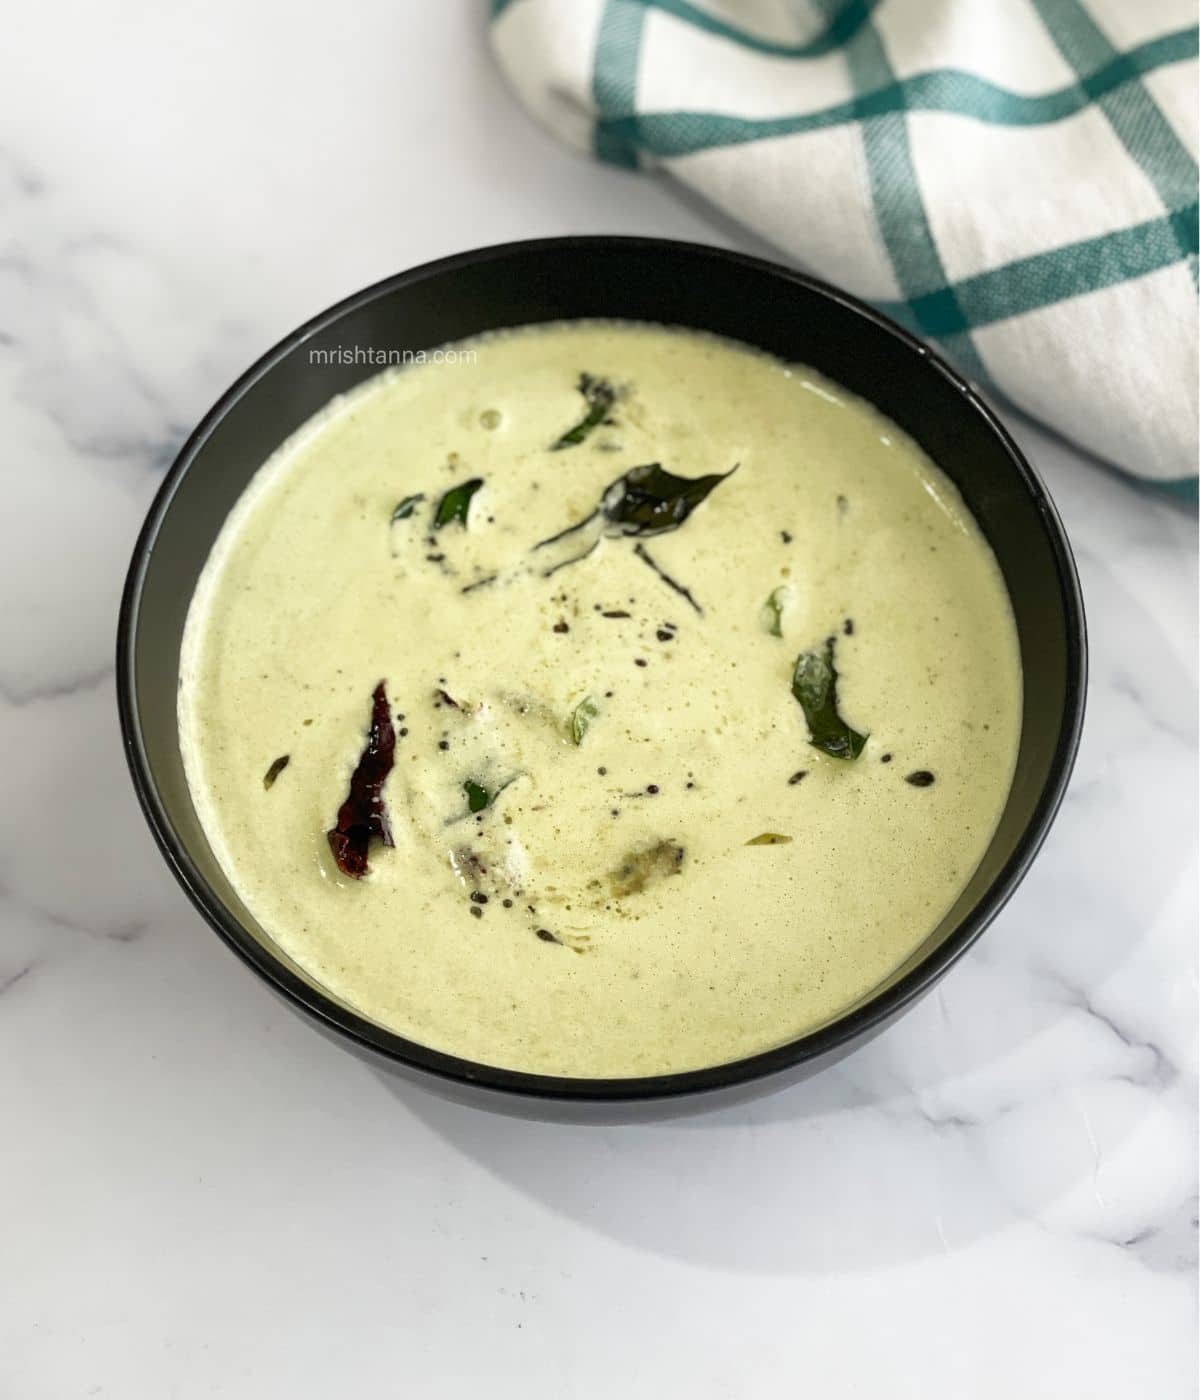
[116,234,1087,1102]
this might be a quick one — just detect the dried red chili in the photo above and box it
[326,681,396,878]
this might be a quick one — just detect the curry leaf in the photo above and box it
[791,638,868,760]
[762,585,790,637]
[601,462,737,537]
[551,373,619,450]
[570,695,600,745]
[535,462,736,555]
[435,478,483,529]
[391,493,425,522]
[463,775,519,815]
[463,779,490,813]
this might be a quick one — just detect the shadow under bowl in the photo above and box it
[117,237,1086,1117]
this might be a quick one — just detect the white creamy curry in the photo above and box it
[180,322,1021,1077]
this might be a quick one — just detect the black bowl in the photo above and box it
[117,237,1086,1112]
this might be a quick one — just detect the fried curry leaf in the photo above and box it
[327,682,396,878]
[262,755,290,789]
[551,373,619,450]
[791,638,868,761]
[434,478,483,529]
[600,463,736,537]
[570,695,600,745]
[535,462,736,556]
[391,493,425,522]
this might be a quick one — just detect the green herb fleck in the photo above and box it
[462,775,518,815]
[435,478,483,529]
[463,779,490,813]
[791,638,868,760]
[745,832,793,846]
[551,373,619,450]
[571,695,600,745]
[762,585,790,637]
[391,494,425,522]
[263,755,290,789]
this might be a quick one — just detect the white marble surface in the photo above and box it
[2,4,1196,1396]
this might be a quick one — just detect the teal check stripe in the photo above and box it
[810,0,984,377]
[878,202,1199,335]
[592,30,1198,154]
[1030,0,1198,281]
[593,0,647,169]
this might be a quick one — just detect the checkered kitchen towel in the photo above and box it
[490,0,1199,496]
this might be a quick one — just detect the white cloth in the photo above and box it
[491,0,1199,493]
